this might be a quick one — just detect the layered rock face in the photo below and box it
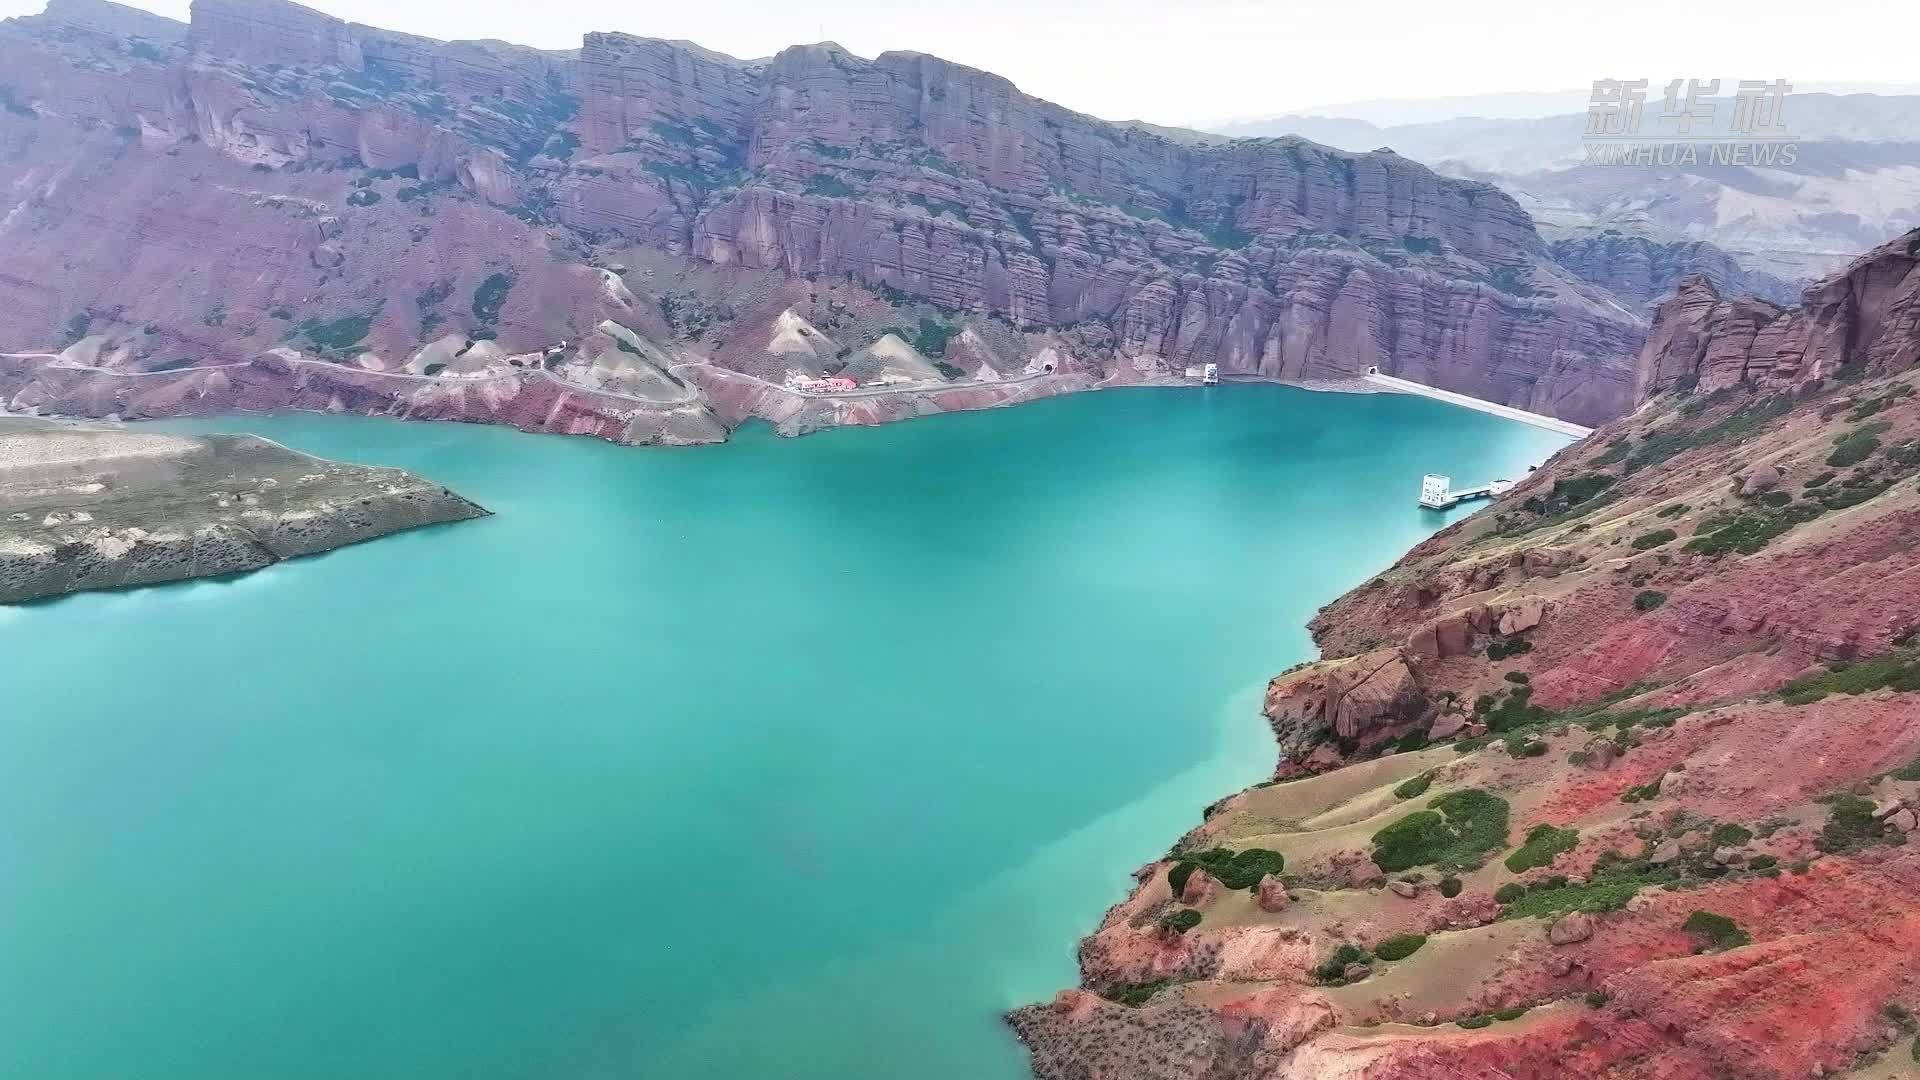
[1012,235,1920,1079]
[0,0,1644,437]
[1549,232,1801,314]
[562,37,1644,424]
[0,417,487,601]
[1637,231,1920,401]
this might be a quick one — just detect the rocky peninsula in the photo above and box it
[1011,232,1920,1078]
[0,418,486,602]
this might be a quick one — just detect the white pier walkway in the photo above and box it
[1362,371,1594,439]
[1420,473,1517,510]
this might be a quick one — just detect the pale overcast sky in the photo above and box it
[2,0,1914,127]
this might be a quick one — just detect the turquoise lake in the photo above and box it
[0,385,1569,1078]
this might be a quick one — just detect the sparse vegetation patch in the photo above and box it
[1505,824,1579,873]
[1682,910,1751,952]
[1370,789,1510,872]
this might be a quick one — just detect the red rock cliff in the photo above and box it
[0,0,1644,434]
[1636,230,1920,401]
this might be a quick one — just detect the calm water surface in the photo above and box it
[0,386,1568,1078]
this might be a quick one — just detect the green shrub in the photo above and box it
[1505,735,1549,758]
[1106,979,1174,1007]
[1498,857,1664,919]
[423,362,446,376]
[1682,910,1751,951]
[1634,590,1667,611]
[1492,1006,1531,1021]
[1394,772,1435,800]
[1494,883,1526,904]
[1504,671,1531,685]
[1585,991,1613,1007]
[1747,854,1778,871]
[1440,876,1463,898]
[1817,480,1893,510]
[1392,728,1430,753]
[1370,789,1510,872]
[1505,824,1579,873]
[1621,772,1665,803]
[1709,823,1753,849]
[296,313,374,353]
[1158,908,1202,934]
[1623,394,1793,473]
[1593,436,1633,466]
[1816,793,1897,854]
[1555,473,1617,505]
[1166,847,1286,893]
[1802,471,1836,489]
[1895,755,1920,782]
[1631,528,1678,550]
[1684,504,1826,556]
[346,188,382,207]
[1827,431,1883,468]
[1487,638,1535,661]
[1312,943,1372,984]
[471,273,514,325]
[1374,933,1428,961]
[1778,650,1920,705]
[1456,1015,1493,1029]
[1655,503,1690,518]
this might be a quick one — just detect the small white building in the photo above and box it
[1202,363,1219,385]
[1420,474,1453,509]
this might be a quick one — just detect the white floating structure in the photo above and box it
[1202,363,1219,385]
[1420,473,1517,510]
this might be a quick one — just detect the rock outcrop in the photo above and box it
[0,0,1646,438]
[1636,230,1920,401]
[1549,231,1801,314]
[1011,233,1920,1080]
[0,417,487,601]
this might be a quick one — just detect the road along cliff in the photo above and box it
[1009,231,1920,1080]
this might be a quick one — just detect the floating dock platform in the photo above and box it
[1420,473,1517,510]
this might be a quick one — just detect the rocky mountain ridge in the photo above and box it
[1213,94,1920,283]
[0,0,1645,435]
[1010,232,1920,1078]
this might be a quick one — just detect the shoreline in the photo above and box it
[5,354,1520,449]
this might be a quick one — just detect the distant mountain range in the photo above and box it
[1209,92,1920,282]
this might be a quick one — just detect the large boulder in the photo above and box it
[1434,611,1476,656]
[1265,648,1423,747]
[1180,868,1220,906]
[1581,739,1619,770]
[1256,874,1291,913]
[1520,548,1577,578]
[1739,464,1782,496]
[1548,912,1595,945]
[1498,596,1547,635]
